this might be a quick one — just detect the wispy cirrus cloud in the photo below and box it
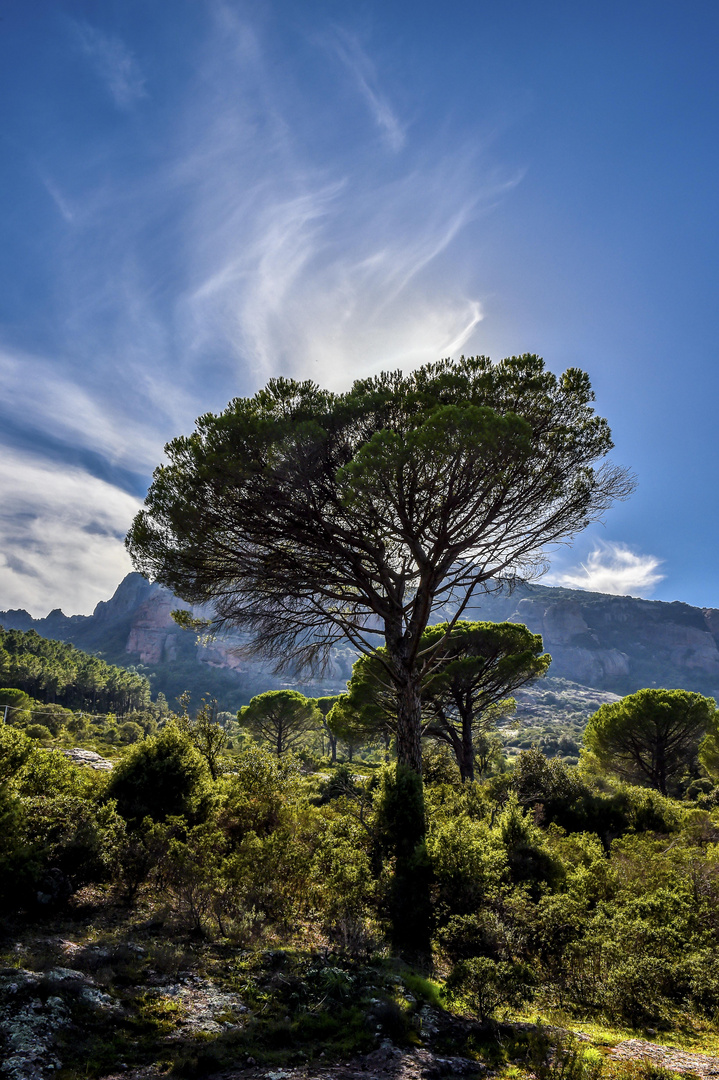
[73,21,147,109]
[173,9,519,387]
[40,176,76,224]
[0,4,522,615]
[547,542,665,597]
[0,348,164,477]
[326,28,407,151]
[183,161,493,388]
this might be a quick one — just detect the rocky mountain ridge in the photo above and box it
[3,574,719,710]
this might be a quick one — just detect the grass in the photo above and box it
[402,970,444,1008]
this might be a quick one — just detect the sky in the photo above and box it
[0,0,718,616]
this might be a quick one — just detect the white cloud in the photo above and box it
[0,451,142,617]
[327,29,407,151]
[547,542,665,597]
[74,21,147,109]
[184,166,491,388]
[0,348,163,473]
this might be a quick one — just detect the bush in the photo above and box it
[0,723,32,783]
[0,687,34,722]
[107,724,212,826]
[435,911,508,964]
[219,743,300,840]
[22,795,125,892]
[498,795,564,892]
[0,785,37,910]
[443,955,534,1022]
[524,1026,603,1080]
[15,746,102,798]
[118,720,144,744]
[25,723,53,743]
[427,814,507,917]
[422,744,462,785]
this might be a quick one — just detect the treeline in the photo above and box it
[0,627,151,715]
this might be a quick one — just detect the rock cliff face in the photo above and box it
[4,574,719,707]
[125,589,188,665]
[465,585,719,697]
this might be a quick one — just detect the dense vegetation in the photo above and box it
[0,626,151,715]
[4,697,719,1075]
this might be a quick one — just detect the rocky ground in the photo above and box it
[608,1039,719,1078]
[4,944,719,1080]
[3,917,719,1080]
[61,748,114,771]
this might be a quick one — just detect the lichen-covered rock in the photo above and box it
[145,973,247,1036]
[61,748,113,771]
[0,967,120,1080]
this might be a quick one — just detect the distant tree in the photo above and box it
[584,688,719,795]
[420,621,549,781]
[337,621,549,781]
[0,628,151,715]
[324,696,371,762]
[238,690,321,757]
[473,726,508,778]
[0,688,34,724]
[699,727,719,780]
[176,694,228,780]
[311,695,341,761]
[154,692,170,720]
[328,667,393,764]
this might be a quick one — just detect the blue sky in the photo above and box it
[0,0,717,615]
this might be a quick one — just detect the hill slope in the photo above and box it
[3,574,719,712]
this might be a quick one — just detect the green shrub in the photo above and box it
[0,723,32,782]
[118,720,144,744]
[22,795,125,891]
[524,1026,603,1080]
[0,687,34,722]
[25,723,53,743]
[443,955,535,1022]
[435,911,508,963]
[0,784,38,910]
[107,723,212,826]
[310,830,376,953]
[15,746,103,797]
[497,795,564,892]
[219,743,301,839]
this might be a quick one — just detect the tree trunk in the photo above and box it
[384,660,431,957]
[384,763,432,958]
[461,712,475,782]
[395,674,423,773]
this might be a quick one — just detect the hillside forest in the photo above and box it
[4,357,719,1080]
